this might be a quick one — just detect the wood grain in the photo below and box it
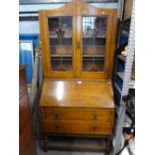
[42,120,112,135]
[40,79,115,137]
[19,66,37,155]
[39,0,117,79]
[19,94,31,133]
[40,79,114,108]
[39,1,116,148]
[42,108,112,121]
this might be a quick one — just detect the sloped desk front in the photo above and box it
[40,79,115,137]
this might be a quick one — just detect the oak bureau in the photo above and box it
[40,80,115,152]
[39,0,116,153]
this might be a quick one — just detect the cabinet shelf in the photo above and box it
[50,46,72,57]
[51,45,72,47]
[50,35,106,40]
[83,55,104,57]
[49,35,72,39]
[83,58,104,61]
[50,55,104,58]
[83,35,106,39]
[117,72,124,80]
[83,47,105,57]
[51,58,72,60]
[51,55,72,57]
[83,45,105,47]
[49,35,106,39]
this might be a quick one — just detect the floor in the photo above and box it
[37,150,104,155]
[36,137,105,155]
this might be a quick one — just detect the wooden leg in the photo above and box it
[43,135,48,152]
[104,137,112,155]
[107,137,112,149]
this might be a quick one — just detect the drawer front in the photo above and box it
[42,108,113,121]
[42,120,112,135]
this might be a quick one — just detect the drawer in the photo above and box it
[41,108,114,121]
[42,120,112,135]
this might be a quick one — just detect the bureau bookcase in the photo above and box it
[39,0,117,152]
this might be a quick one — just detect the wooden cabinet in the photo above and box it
[40,80,114,137]
[39,0,116,152]
[39,0,117,79]
[19,65,37,155]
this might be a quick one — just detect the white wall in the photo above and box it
[19,21,39,34]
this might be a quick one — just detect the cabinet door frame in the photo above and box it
[39,1,117,79]
[76,1,117,79]
[39,1,76,79]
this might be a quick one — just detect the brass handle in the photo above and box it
[54,112,60,119]
[92,125,97,131]
[93,114,97,120]
[56,124,61,130]
[77,42,80,49]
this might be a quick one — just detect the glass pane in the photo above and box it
[48,16,72,72]
[82,16,107,72]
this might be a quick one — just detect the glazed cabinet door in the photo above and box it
[48,17,73,72]
[39,1,117,79]
[39,2,76,79]
[76,1,117,79]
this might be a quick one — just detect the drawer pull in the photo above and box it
[92,125,97,131]
[54,112,60,119]
[93,114,97,120]
[56,124,61,130]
